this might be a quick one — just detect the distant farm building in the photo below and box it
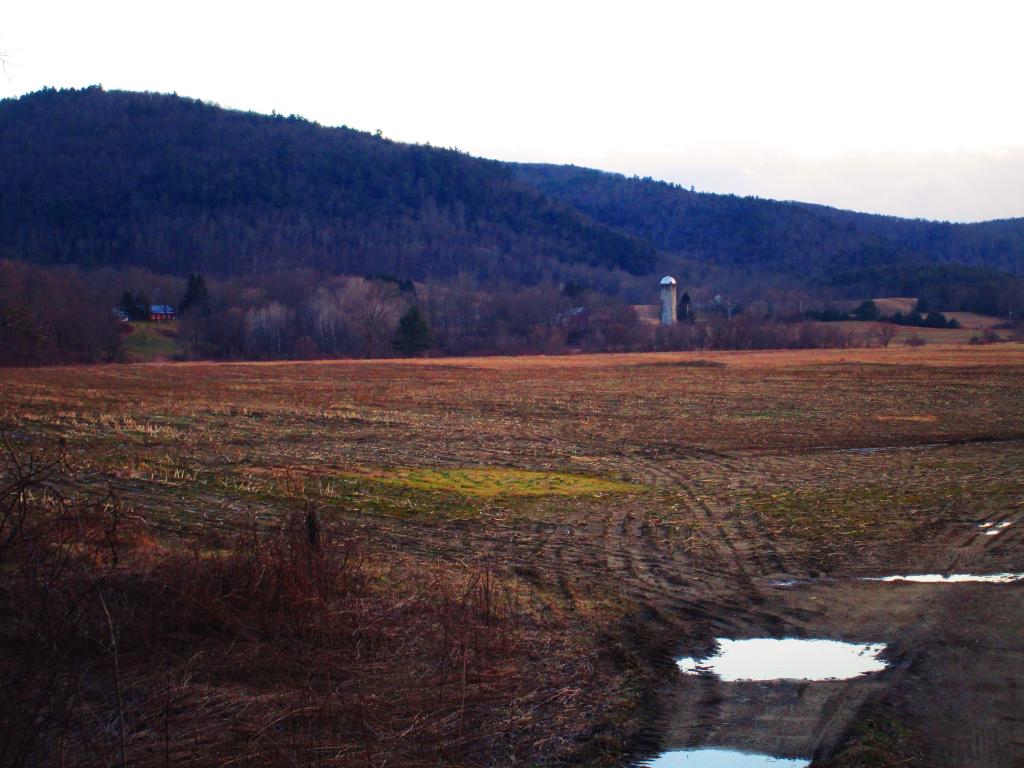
[634,276,682,327]
[659,276,677,326]
[149,304,175,322]
[631,304,660,326]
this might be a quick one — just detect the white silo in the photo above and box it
[659,276,678,326]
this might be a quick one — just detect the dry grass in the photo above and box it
[120,321,183,362]
[872,297,918,316]
[349,467,638,498]
[0,443,611,768]
[814,321,1014,346]
[2,345,1024,766]
[942,311,1005,330]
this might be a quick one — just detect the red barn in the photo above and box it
[149,304,175,322]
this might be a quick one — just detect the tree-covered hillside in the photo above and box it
[510,163,1024,294]
[0,88,655,281]
[1,87,1022,314]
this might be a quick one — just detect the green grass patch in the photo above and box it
[746,480,991,541]
[121,322,182,362]
[751,472,1024,538]
[354,467,638,498]
[821,712,921,767]
[122,465,633,529]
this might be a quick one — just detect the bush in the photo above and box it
[851,300,880,321]
[0,436,592,768]
[392,305,433,356]
[969,329,1003,345]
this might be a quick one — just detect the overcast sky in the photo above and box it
[3,0,1023,222]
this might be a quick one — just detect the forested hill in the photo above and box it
[2,87,1022,298]
[511,163,1024,285]
[0,87,655,280]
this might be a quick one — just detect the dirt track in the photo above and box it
[346,439,1024,766]
[4,344,1024,766]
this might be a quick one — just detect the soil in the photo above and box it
[3,343,1023,766]
[347,439,1024,766]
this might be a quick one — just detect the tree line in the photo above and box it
[9,260,995,367]
[805,299,962,329]
[0,87,654,286]
[4,87,1021,314]
[513,164,1024,313]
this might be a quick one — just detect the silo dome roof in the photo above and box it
[660,276,677,285]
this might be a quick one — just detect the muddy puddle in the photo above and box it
[979,520,1012,535]
[675,638,888,682]
[865,572,1024,583]
[638,747,808,766]
[776,572,1024,586]
[638,637,890,766]
[638,506,1021,766]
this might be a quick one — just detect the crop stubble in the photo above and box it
[2,344,1023,766]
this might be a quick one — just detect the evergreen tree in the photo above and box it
[561,280,586,299]
[179,272,210,315]
[392,305,432,356]
[852,299,880,321]
[120,290,150,320]
[119,290,136,319]
[678,291,691,321]
[133,292,151,321]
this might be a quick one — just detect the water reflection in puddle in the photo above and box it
[866,572,1024,583]
[980,521,1012,536]
[676,638,888,681]
[639,748,809,767]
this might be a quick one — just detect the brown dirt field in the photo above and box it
[943,311,1006,329]
[3,344,1024,766]
[176,341,1021,369]
[828,320,1015,345]
[872,297,918,315]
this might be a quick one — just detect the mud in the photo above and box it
[352,443,1024,767]
[6,351,1024,766]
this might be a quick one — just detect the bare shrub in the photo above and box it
[968,329,1004,345]
[0,435,129,768]
[876,323,898,347]
[245,301,295,358]
[0,436,586,767]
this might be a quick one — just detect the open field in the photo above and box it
[3,343,1024,766]
[871,297,918,316]
[942,311,1006,330]
[120,321,183,362]
[828,319,1016,345]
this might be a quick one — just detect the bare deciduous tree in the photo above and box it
[876,322,898,348]
[245,302,294,358]
[339,278,404,357]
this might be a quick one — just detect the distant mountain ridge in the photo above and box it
[0,87,655,281]
[509,163,1024,281]
[1,87,1022,299]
